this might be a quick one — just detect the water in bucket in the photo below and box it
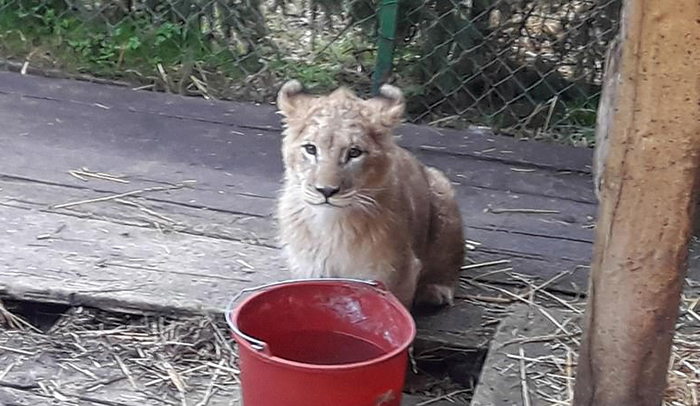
[227,279,416,406]
[267,330,386,365]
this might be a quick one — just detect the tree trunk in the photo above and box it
[574,0,700,405]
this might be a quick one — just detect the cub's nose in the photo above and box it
[316,186,340,199]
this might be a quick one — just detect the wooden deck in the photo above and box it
[0,69,643,325]
[0,70,602,310]
[2,70,699,405]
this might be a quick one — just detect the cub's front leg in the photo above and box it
[283,245,327,279]
[381,252,422,309]
[284,243,422,309]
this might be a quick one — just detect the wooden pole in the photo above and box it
[573,0,700,405]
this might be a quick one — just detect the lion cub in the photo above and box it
[276,80,465,309]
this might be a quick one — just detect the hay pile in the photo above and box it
[1,272,698,406]
[461,264,700,406]
[0,304,240,405]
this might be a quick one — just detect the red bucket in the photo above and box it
[225,278,416,406]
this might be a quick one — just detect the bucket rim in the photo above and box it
[225,278,417,371]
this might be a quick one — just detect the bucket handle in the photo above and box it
[225,278,385,352]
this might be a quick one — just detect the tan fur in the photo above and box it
[275,80,465,309]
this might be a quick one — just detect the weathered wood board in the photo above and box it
[471,305,580,406]
[0,72,689,333]
[0,71,601,298]
[0,71,594,174]
[1,70,698,337]
[471,293,700,406]
[1,68,697,406]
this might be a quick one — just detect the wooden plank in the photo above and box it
[472,301,700,406]
[420,151,596,205]
[2,77,696,297]
[1,176,278,248]
[3,170,697,310]
[0,85,595,208]
[0,172,595,294]
[0,70,283,131]
[0,71,593,174]
[0,106,281,218]
[402,394,467,406]
[0,81,601,295]
[0,84,598,246]
[397,125,593,174]
[413,300,492,349]
[1,183,491,348]
[471,305,579,406]
[0,87,598,243]
[1,165,596,247]
[0,203,280,315]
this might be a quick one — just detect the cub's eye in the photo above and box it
[347,148,363,159]
[303,144,317,155]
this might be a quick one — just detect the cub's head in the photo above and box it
[277,80,405,209]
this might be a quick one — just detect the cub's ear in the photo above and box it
[277,80,314,119]
[362,84,406,130]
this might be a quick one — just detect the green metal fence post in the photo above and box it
[371,0,398,96]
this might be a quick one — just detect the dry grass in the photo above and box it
[460,259,700,406]
[1,257,697,405]
[666,298,700,406]
[0,306,240,405]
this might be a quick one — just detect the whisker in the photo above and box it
[335,191,356,200]
[356,193,379,206]
[353,193,381,215]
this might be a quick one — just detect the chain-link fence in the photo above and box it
[0,0,620,144]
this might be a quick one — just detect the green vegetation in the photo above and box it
[0,0,618,146]
[0,1,266,92]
